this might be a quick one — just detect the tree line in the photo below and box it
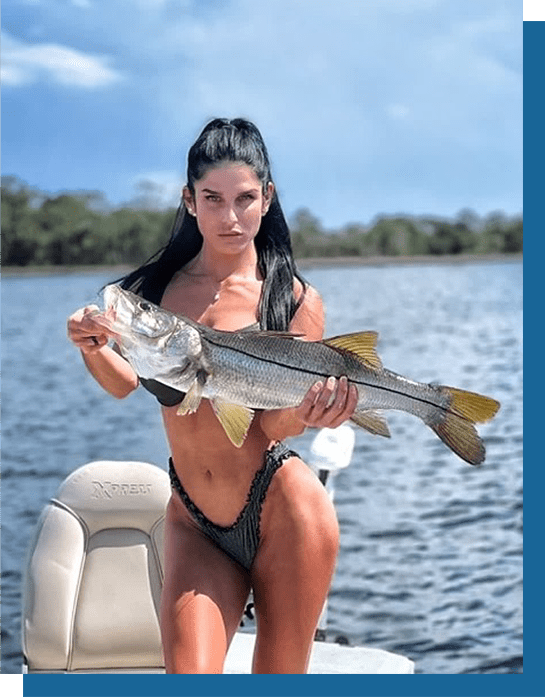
[2,176,522,267]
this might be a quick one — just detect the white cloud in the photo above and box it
[1,32,123,88]
[150,1,519,137]
[2,0,521,224]
[101,0,519,223]
[130,170,183,208]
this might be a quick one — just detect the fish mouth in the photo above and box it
[101,285,133,334]
[103,284,123,312]
[101,284,178,340]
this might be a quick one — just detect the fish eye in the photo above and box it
[140,302,152,311]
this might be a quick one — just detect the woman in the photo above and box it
[67,118,358,674]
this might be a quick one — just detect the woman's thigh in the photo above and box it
[160,496,251,673]
[250,457,340,674]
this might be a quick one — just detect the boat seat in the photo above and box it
[22,460,171,674]
[22,458,414,674]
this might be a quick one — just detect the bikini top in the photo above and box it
[139,377,188,407]
[139,321,261,406]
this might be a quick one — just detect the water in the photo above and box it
[1,260,522,674]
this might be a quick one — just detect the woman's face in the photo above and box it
[184,163,273,256]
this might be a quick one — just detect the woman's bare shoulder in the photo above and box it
[291,281,325,341]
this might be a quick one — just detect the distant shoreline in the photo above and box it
[1,252,522,277]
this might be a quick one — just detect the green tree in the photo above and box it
[100,208,173,265]
[290,208,324,257]
[36,195,101,264]
[362,218,428,256]
[426,218,476,255]
[1,176,522,265]
[477,212,523,253]
[502,218,523,253]
[1,177,43,265]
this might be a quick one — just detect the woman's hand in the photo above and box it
[67,305,110,354]
[260,284,360,438]
[67,305,138,398]
[295,376,358,429]
[259,376,358,441]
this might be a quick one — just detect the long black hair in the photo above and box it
[117,118,306,331]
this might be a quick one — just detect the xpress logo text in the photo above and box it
[91,480,153,499]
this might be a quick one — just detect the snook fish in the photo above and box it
[96,285,500,465]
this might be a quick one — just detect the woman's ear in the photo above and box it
[182,187,196,216]
[262,182,274,216]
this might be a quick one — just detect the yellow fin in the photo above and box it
[445,387,500,423]
[176,371,207,416]
[322,331,382,369]
[176,381,203,415]
[351,410,391,437]
[212,398,255,448]
[430,412,486,465]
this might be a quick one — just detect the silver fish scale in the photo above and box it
[198,328,451,420]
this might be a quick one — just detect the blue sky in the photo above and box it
[2,0,522,230]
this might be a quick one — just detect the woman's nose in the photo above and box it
[223,205,238,223]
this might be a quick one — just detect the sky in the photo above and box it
[2,0,522,230]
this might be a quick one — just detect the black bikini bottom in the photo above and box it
[168,442,298,572]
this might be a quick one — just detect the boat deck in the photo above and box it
[24,633,414,674]
[225,632,414,674]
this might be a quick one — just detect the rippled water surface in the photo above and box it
[1,260,522,674]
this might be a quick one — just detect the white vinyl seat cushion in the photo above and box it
[22,461,171,672]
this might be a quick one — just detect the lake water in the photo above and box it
[1,259,522,674]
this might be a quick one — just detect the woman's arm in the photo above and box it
[259,286,358,440]
[67,305,139,399]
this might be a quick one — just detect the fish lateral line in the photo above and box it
[200,336,470,417]
[102,285,500,463]
[201,333,382,380]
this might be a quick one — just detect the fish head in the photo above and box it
[102,285,178,342]
[100,284,203,385]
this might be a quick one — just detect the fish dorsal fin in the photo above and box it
[350,410,391,437]
[322,331,382,369]
[211,398,255,448]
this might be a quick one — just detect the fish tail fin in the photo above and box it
[429,386,500,465]
[445,386,500,424]
[430,413,486,465]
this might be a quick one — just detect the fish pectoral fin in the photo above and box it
[351,410,391,437]
[322,332,383,369]
[176,380,203,415]
[211,398,255,448]
[176,370,207,416]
